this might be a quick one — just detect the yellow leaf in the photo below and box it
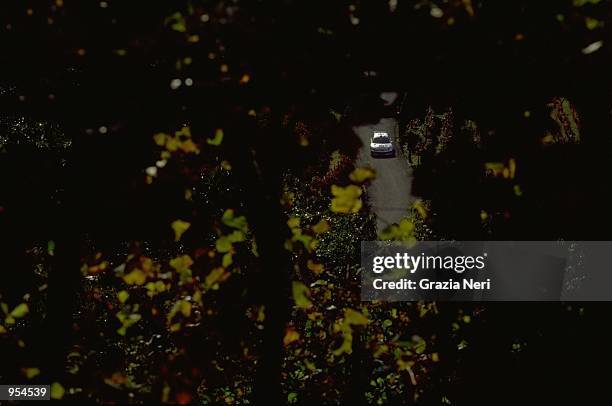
[283,328,300,346]
[413,200,428,219]
[165,137,180,152]
[145,281,165,298]
[222,252,233,267]
[228,230,245,242]
[10,303,29,318]
[172,219,191,241]
[153,132,167,146]
[307,260,324,274]
[299,134,309,146]
[216,236,232,253]
[116,312,141,336]
[331,185,363,213]
[87,261,109,274]
[23,367,40,379]
[193,289,202,305]
[179,138,200,154]
[117,290,129,303]
[123,269,146,285]
[292,281,312,309]
[332,309,369,356]
[485,162,504,176]
[141,257,154,272]
[514,184,523,196]
[304,359,317,371]
[287,216,300,229]
[175,126,191,138]
[222,209,248,232]
[257,306,266,322]
[541,133,554,145]
[50,382,65,400]
[162,384,171,403]
[333,338,354,356]
[167,300,191,323]
[373,344,389,358]
[216,231,245,253]
[508,158,516,179]
[399,218,414,234]
[239,74,251,84]
[380,217,416,242]
[169,255,194,273]
[180,301,192,317]
[205,267,228,288]
[343,308,369,326]
[311,219,330,234]
[349,167,376,183]
[397,358,415,372]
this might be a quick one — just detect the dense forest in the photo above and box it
[0,0,610,404]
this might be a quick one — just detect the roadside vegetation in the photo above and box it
[1,0,609,404]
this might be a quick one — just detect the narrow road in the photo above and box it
[354,95,417,232]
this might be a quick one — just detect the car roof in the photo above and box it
[373,132,388,137]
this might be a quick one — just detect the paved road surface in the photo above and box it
[354,110,416,232]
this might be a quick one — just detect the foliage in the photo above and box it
[0,0,609,404]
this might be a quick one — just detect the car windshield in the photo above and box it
[373,135,390,143]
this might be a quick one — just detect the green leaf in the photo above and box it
[573,0,601,6]
[221,209,248,232]
[216,236,232,253]
[166,12,187,32]
[24,367,40,379]
[47,240,55,256]
[205,267,228,288]
[412,335,427,354]
[171,219,191,242]
[344,308,369,326]
[117,290,129,304]
[50,382,65,400]
[207,128,224,146]
[216,230,245,253]
[222,252,233,267]
[227,230,245,243]
[10,303,29,318]
[292,281,313,309]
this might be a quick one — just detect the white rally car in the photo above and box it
[370,132,395,157]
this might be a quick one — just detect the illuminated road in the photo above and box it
[354,93,416,232]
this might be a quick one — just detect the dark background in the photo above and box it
[1,0,610,403]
